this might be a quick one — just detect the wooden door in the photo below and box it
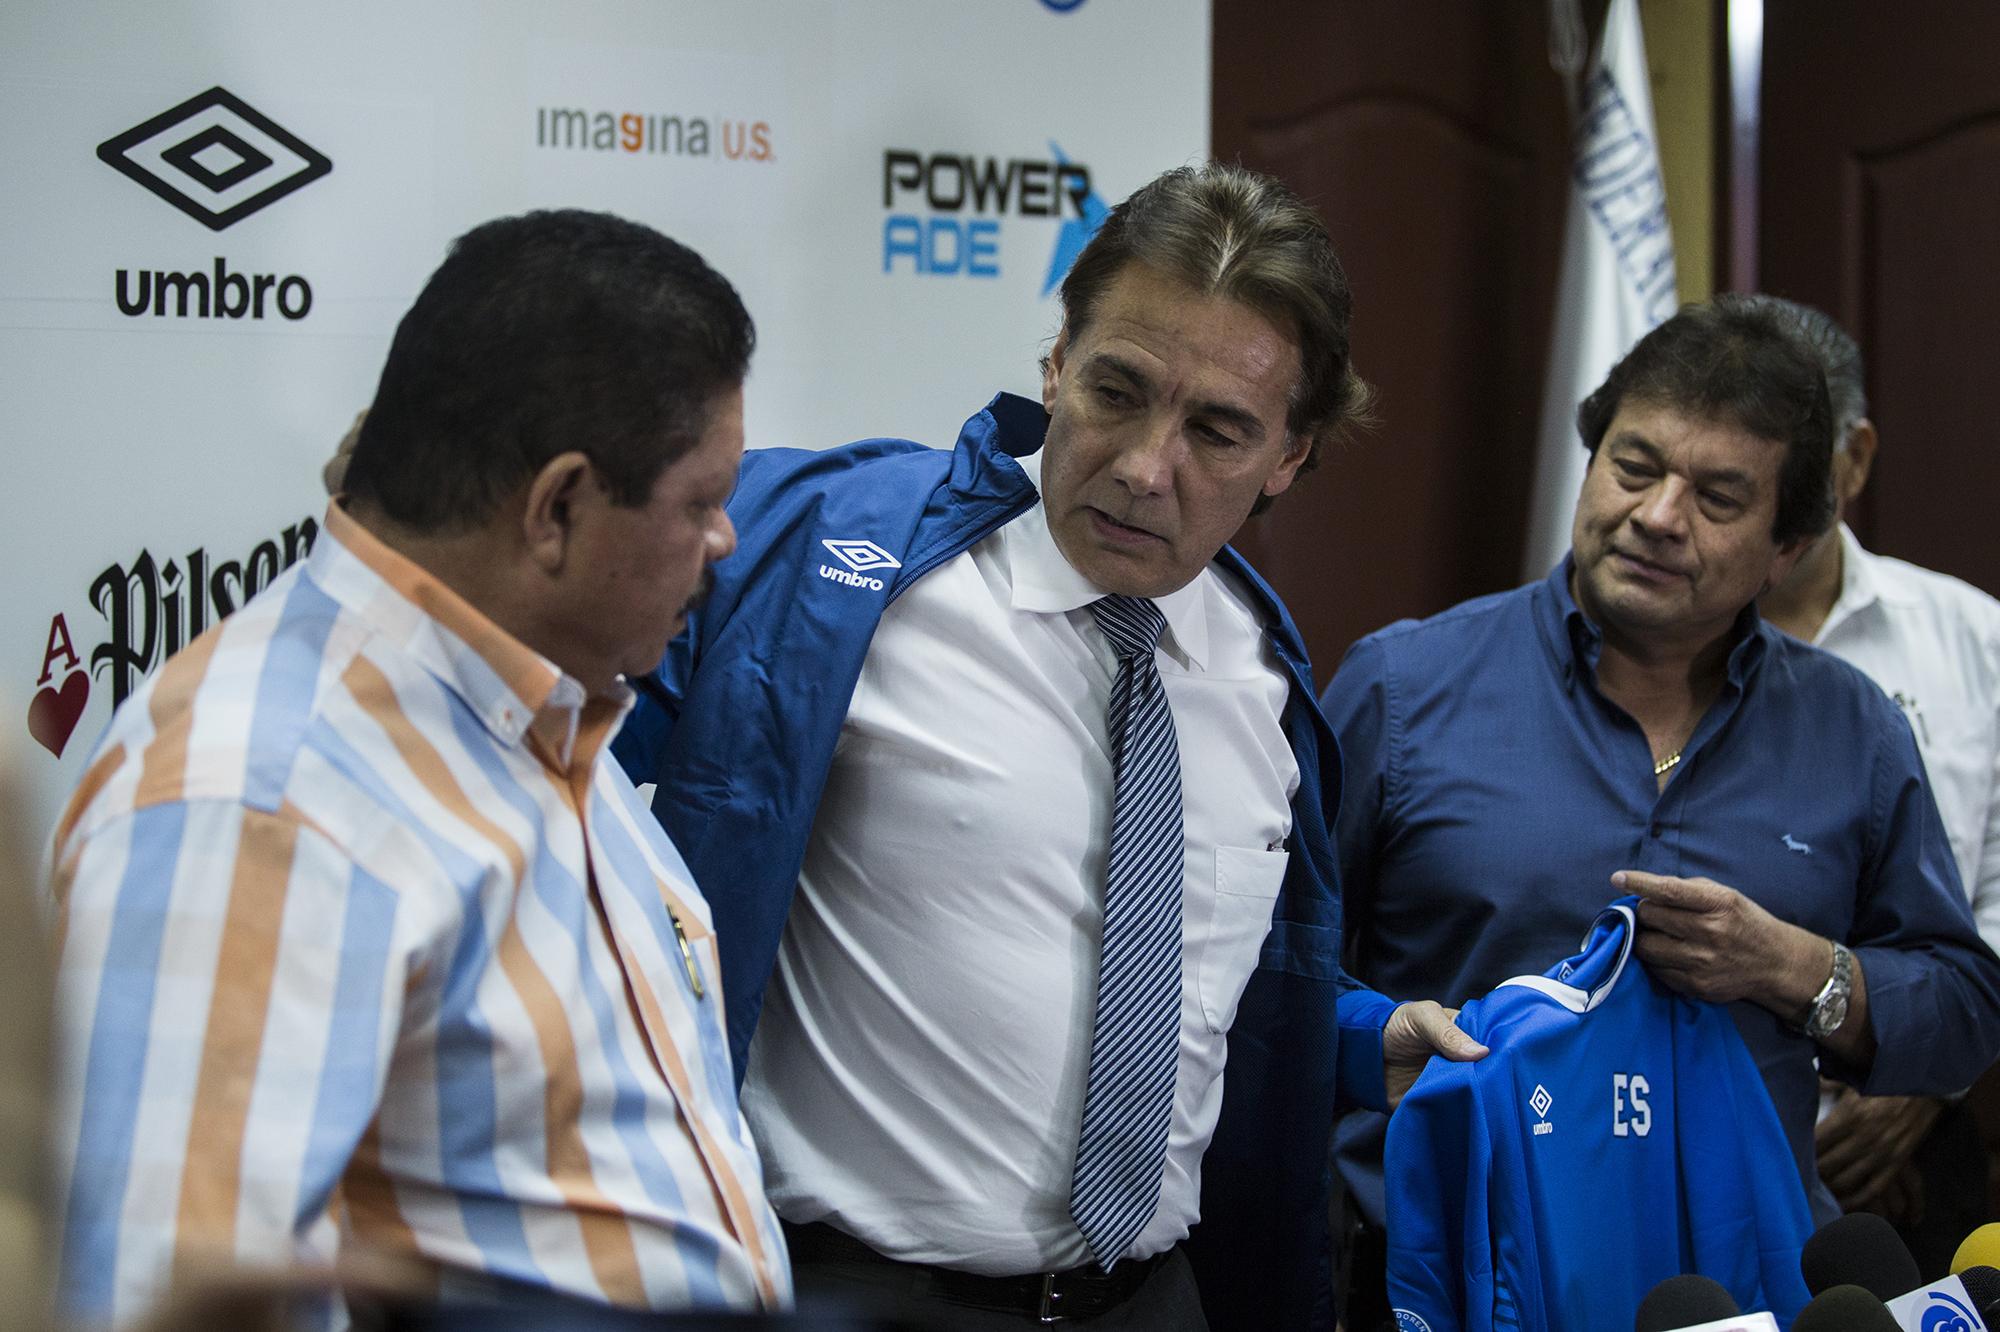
[1759,0,2000,597]
[1213,0,1583,675]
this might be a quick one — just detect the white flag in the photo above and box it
[1522,0,1679,580]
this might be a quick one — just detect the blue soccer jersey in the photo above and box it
[1384,899,1813,1332]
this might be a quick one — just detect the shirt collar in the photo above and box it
[1002,449,1210,671]
[1537,551,1769,690]
[313,503,626,768]
[1819,522,1901,643]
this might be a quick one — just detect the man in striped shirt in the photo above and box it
[47,210,789,1327]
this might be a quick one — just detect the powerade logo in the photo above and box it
[881,143,1107,292]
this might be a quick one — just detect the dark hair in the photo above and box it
[1751,295,1868,449]
[343,209,753,532]
[1054,162,1372,511]
[1575,293,1835,545]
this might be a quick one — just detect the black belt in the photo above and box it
[784,1220,1171,1323]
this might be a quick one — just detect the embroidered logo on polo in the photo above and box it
[817,538,901,591]
[98,87,333,231]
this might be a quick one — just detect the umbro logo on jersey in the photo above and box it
[822,538,901,572]
[818,538,901,591]
[1529,1083,1554,1136]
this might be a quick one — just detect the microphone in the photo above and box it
[1960,1265,2000,1315]
[1800,1212,1923,1300]
[1957,1224,2000,1278]
[1793,1284,1901,1332]
[1881,1272,1993,1330]
[1798,1213,1995,1330]
[1633,1275,1739,1331]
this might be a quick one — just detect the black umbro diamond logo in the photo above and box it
[97,87,332,231]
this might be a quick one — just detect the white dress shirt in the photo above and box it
[739,449,1299,1275]
[1816,524,2000,954]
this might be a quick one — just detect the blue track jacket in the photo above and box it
[616,393,1397,1331]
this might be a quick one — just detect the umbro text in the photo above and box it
[819,564,885,591]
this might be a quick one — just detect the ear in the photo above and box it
[520,451,595,575]
[1041,330,1070,412]
[1835,419,1879,510]
[1762,533,1813,597]
[1261,434,1313,498]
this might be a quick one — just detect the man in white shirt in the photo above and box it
[616,163,1483,1330]
[1760,297,2000,1265]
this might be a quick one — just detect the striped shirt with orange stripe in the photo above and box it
[48,503,789,1328]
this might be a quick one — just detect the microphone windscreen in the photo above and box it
[1959,1263,2000,1314]
[1634,1274,1740,1331]
[1954,1223,2000,1277]
[1799,1212,1923,1299]
[1791,1284,1901,1332]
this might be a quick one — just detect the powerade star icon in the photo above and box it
[97,87,332,231]
[1042,141,1108,296]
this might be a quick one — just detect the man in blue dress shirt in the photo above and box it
[1321,294,2000,1323]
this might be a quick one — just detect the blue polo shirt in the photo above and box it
[1323,559,2000,1226]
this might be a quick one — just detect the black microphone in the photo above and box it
[1634,1274,1740,1331]
[1799,1212,1924,1300]
[1792,1284,1901,1331]
[1958,1264,2000,1316]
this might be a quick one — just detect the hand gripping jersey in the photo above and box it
[1384,899,1813,1332]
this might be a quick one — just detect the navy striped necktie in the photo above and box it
[1071,594,1184,1269]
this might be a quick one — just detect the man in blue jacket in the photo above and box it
[617,163,1482,1330]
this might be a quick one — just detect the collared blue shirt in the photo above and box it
[1323,558,2000,1225]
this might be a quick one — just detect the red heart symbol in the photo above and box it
[27,670,90,759]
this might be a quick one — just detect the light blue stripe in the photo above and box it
[243,577,341,812]
[524,834,726,1299]
[590,793,741,1120]
[306,721,543,1282]
[59,802,188,1322]
[295,860,400,1224]
[440,707,727,1301]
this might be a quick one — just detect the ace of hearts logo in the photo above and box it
[24,517,321,759]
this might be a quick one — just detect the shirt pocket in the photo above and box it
[1196,846,1289,1033]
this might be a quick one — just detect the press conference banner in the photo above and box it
[0,0,1209,838]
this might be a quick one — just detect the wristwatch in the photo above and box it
[1800,941,1855,1041]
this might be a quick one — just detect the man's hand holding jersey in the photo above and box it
[1616,870,1877,1070]
[1383,1001,1489,1109]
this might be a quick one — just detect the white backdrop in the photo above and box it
[0,0,1209,839]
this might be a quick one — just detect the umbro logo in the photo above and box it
[1529,1083,1554,1136]
[821,539,901,573]
[817,538,901,592]
[98,87,333,231]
